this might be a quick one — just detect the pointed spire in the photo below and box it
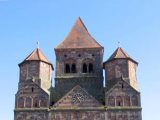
[19,48,53,68]
[105,47,138,64]
[56,17,103,49]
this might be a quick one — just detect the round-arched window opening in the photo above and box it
[89,63,94,73]
[82,63,87,73]
[78,54,81,57]
[31,87,34,92]
[71,64,77,73]
[65,64,70,73]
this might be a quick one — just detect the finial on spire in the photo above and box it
[37,41,40,48]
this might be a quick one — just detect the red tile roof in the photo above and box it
[19,48,53,68]
[56,17,103,49]
[105,47,138,64]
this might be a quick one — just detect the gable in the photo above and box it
[106,79,139,97]
[54,85,102,107]
[16,82,49,97]
[105,79,141,107]
[15,82,49,108]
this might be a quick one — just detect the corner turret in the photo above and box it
[104,47,139,90]
[18,48,53,93]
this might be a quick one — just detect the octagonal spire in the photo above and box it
[105,47,138,64]
[19,48,53,69]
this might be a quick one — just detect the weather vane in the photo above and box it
[37,41,40,48]
[118,41,121,47]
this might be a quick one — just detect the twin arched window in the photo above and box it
[82,59,94,73]
[64,59,94,74]
[82,63,94,73]
[64,59,77,73]
[65,63,77,73]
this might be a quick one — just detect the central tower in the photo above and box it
[54,17,104,101]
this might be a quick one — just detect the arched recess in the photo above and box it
[64,58,77,73]
[124,96,130,106]
[116,96,123,106]
[40,97,47,107]
[132,95,139,106]
[17,97,24,108]
[33,97,39,108]
[108,96,115,106]
[25,97,32,108]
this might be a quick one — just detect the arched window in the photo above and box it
[65,64,70,73]
[89,63,93,73]
[71,64,76,73]
[83,63,87,73]
[31,87,34,92]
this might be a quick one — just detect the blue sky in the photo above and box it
[0,0,160,119]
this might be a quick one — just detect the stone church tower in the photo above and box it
[14,18,142,120]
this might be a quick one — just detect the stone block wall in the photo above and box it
[104,59,128,82]
[49,111,105,120]
[55,49,103,77]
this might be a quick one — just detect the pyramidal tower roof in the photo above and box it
[105,47,138,64]
[56,17,103,49]
[19,48,53,68]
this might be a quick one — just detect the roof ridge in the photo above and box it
[77,17,89,33]
[119,47,129,58]
[37,48,41,60]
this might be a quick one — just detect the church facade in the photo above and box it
[14,18,142,120]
